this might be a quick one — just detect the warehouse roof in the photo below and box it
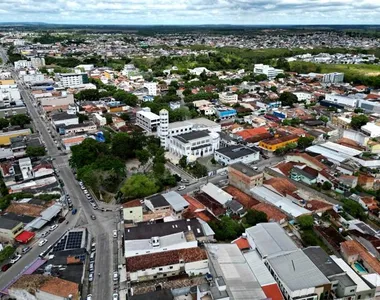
[216,145,258,159]
[245,223,298,259]
[303,246,344,277]
[201,182,232,206]
[0,216,22,229]
[174,131,209,143]
[268,250,330,291]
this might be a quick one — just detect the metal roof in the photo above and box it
[251,186,310,218]
[206,243,267,300]
[245,223,298,259]
[244,250,276,286]
[267,250,330,291]
[216,145,257,159]
[162,191,189,212]
[303,246,344,277]
[201,182,232,206]
[41,203,62,221]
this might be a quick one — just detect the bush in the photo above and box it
[0,246,15,263]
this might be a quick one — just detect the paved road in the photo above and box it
[0,54,116,300]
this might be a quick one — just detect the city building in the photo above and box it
[228,162,264,194]
[219,92,238,104]
[0,216,24,243]
[157,109,169,147]
[214,145,260,165]
[213,106,237,120]
[259,134,299,152]
[143,82,158,96]
[322,72,344,84]
[144,191,189,217]
[126,247,209,282]
[57,72,89,88]
[253,64,284,80]
[168,130,220,159]
[136,108,160,133]
[0,129,31,146]
[51,112,79,129]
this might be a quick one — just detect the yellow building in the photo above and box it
[103,70,114,80]
[0,129,31,146]
[259,134,299,152]
[0,217,23,243]
[0,79,15,85]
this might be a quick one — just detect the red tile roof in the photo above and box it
[262,283,284,300]
[126,247,207,272]
[252,203,287,223]
[122,199,142,208]
[232,237,250,251]
[306,200,333,212]
[341,240,380,274]
[287,153,327,170]
[236,127,268,140]
[264,178,297,196]
[223,186,260,209]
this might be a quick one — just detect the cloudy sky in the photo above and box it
[0,0,378,25]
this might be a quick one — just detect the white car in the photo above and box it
[113,271,118,281]
[86,295,92,300]
[38,239,48,247]
[89,272,94,282]
[112,293,118,300]
[113,230,117,238]
[50,224,58,231]
[10,254,22,264]
[177,186,186,191]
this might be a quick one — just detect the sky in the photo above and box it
[0,0,379,25]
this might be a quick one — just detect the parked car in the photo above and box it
[86,294,92,300]
[181,178,189,183]
[89,272,94,282]
[112,293,118,300]
[40,231,50,238]
[72,208,77,215]
[21,247,31,254]
[177,186,186,191]
[50,224,58,231]
[38,239,48,247]
[113,271,118,281]
[91,215,96,220]
[113,230,117,238]
[1,263,12,272]
[58,217,66,223]
[10,254,22,264]
[89,262,94,272]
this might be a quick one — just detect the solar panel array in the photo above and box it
[52,236,68,252]
[66,231,83,249]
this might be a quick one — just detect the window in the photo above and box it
[350,289,355,293]
[153,275,157,278]
[159,268,163,271]
[163,274,167,277]
[357,296,361,300]
[169,266,173,269]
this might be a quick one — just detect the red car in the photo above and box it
[1,263,12,272]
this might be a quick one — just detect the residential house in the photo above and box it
[259,134,300,152]
[228,162,264,194]
[214,145,259,165]
[0,216,24,243]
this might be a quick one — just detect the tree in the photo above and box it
[121,174,159,199]
[26,146,46,157]
[342,199,367,221]
[297,136,314,150]
[270,86,277,92]
[70,138,109,168]
[113,90,138,106]
[279,92,298,107]
[190,161,208,178]
[351,115,369,130]
[0,118,9,130]
[245,209,267,226]
[321,181,332,190]
[105,114,113,125]
[119,113,130,122]
[75,89,100,101]
[179,156,188,169]
[319,116,329,125]
[209,216,244,241]
[136,149,150,165]
[297,215,314,230]
[10,114,30,128]
[354,108,364,113]
[77,113,89,124]
[254,74,268,81]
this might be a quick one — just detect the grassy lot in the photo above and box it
[321,64,380,76]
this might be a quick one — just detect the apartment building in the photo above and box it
[219,92,238,104]
[322,72,344,84]
[58,72,89,88]
[143,82,158,96]
[136,108,161,133]
[254,64,284,80]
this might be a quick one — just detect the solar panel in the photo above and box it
[66,232,83,249]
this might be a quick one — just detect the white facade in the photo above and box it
[40,93,75,107]
[136,108,160,133]
[59,73,84,88]
[157,109,169,147]
[219,92,238,104]
[30,57,45,68]
[214,146,260,165]
[294,92,312,103]
[168,131,220,159]
[92,113,107,126]
[254,64,284,80]
[322,72,344,84]
[325,94,359,108]
[23,74,45,83]
[361,123,380,138]
[14,60,32,70]
[0,85,21,102]
[143,82,157,96]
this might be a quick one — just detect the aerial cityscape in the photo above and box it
[0,4,380,300]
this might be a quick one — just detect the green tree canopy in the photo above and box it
[209,216,245,241]
[279,91,298,107]
[322,181,332,190]
[0,118,9,130]
[351,115,369,130]
[70,138,109,168]
[297,136,314,150]
[297,215,314,230]
[244,209,268,226]
[318,116,329,124]
[179,156,188,169]
[113,90,138,106]
[26,146,46,157]
[10,114,31,128]
[121,174,159,199]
